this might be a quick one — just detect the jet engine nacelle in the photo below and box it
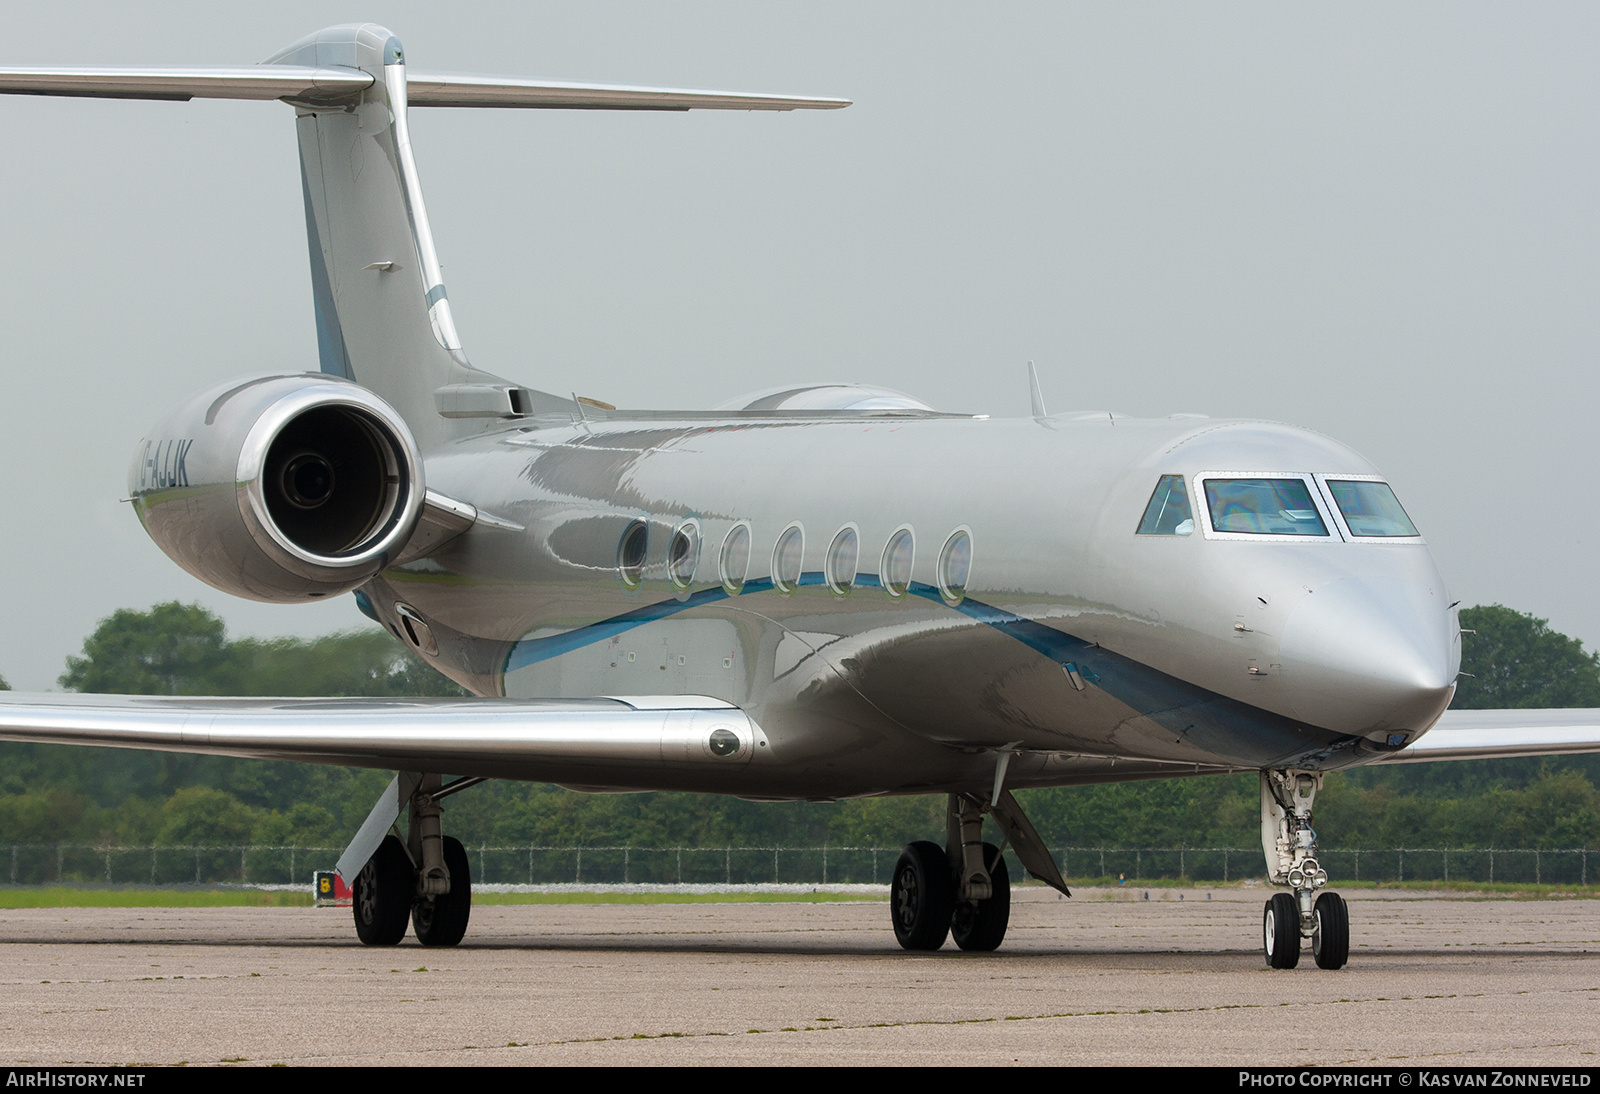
[130,374,425,603]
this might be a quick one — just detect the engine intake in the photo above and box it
[131,374,425,603]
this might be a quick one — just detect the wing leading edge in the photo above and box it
[0,693,764,784]
[1373,708,1600,764]
[7,694,1600,771]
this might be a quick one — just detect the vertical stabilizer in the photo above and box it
[0,29,846,444]
[265,25,509,451]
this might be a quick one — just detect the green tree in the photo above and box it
[252,803,342,846]
[156,786,260,846]
[12,600,1600,859]
[60,603,228,695]
[824,796,946,848]
[1454,605,1600,709]
[0,602,461,846]
[57,601,467,699]
[216,632,468,698]
[0,789,88,843]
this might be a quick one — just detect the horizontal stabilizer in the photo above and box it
[0,64,371,101]
[402,71,849,111]
[1374,708,1600,764]
[0,65,849,111]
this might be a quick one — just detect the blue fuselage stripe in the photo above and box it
[497,573,1338,765]
[506,575,1135,710]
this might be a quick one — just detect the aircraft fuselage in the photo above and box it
[356,408,1460,798]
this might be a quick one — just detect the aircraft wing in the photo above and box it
[0,65,849,110]
[0,692,763,780]
[1372,708,1600,764]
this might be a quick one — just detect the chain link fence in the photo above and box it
[1059,846,1593,886]
[2,843,1595,887]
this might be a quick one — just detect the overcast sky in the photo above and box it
[1,2,1596,689]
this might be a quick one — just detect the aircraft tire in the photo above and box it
[1263,892,1301,969]
[1312,891,1349,970]
[353,834,414,946]
[891,840,955,951]
[413,836,473,947]
[951,842,1010,952]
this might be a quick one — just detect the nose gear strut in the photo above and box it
[1260,768,1348,969]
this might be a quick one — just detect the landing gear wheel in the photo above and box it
[352,834,414,946]
[951,842,1010,952]
[1312,891,1349,970]
[1263,892,1300,969]
[412,836,473,947]
[891,840,955,951]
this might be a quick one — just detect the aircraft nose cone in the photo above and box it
[1277,576,1458,739]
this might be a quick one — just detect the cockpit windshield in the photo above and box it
[1204,478,1329,536]
[1136,475,1194,535]
[1326,479,1419,537]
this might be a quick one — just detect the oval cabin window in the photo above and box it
[668,521,700,590]
[719,523,750,594]
[773,524,804,594]
[617,520,648,589]
[938,529,972,605]
[881,527,914,598]
[826,526,858,595]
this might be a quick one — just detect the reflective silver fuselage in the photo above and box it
[359,408,1460,799]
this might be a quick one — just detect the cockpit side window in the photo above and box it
[1326,480,1419,537]
[1136,475,1194,536]
[1203,478,1329,536]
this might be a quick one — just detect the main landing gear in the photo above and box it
[348,772,477,947]
[1260,769,1349,970]
[890,789,1069,952]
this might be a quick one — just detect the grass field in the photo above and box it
[1066,877,1600,899]
[0,888,315,908]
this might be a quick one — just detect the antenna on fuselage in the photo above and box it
[1027,361,1048,419]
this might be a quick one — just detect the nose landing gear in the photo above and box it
[1263,891,1299,968]
[1260,769,1348,970]
[1311,890,1350,969]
